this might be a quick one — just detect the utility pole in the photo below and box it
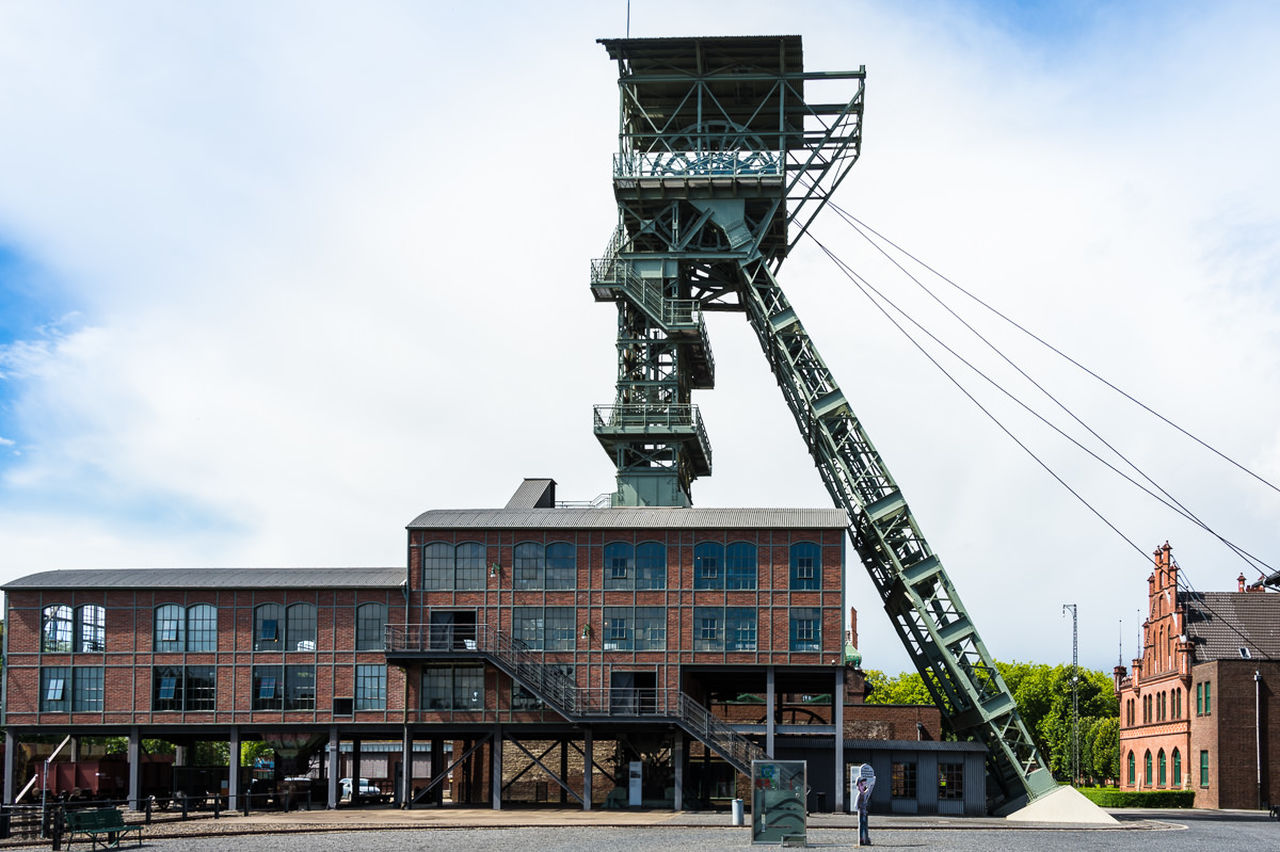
[1063,604,1079,785]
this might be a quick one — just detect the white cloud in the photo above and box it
[0,1,1277,676]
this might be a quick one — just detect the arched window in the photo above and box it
[155,604,186,653]
[694,542,725,590]
[725,542,757,590]
[454,542,485,590]
[187,604,218,652]
[41,605,74,653]
[1171,748,1181,787]
[76,605,106,653]
[254,603,283,652]
[789,542,822,590]
[1144,750,1153,787]
[286,603,317,650]
[514,541,545,589]
[635,542,666,590]
[1158,749,1167,787]
[422,542,453,590]
[1127,751,1135,786]
[356,602,386,651]
[604,542,634,589]
[545,542,576,589]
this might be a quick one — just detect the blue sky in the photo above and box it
[1,1,1278,675]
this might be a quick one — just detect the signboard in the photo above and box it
[751,759,807,845]
[849,763,876,813]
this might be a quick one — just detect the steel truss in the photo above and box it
[593,36,1055,810]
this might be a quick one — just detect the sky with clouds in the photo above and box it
[1,1,1278,676]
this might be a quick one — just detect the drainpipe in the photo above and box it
[1256,670,1263,811]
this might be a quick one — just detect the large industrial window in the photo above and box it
[634,607,666,650]
[422,665,486,711]
[77,605,106,653]
[694,542,723,590]
[694,607,723,651]
[41,667,69,712]
[153,665,215,712]
[604,542,633,589]
[938,762,964,800]
[356,602,386,650]
[422,542,453,590]
[725,542,757,590]
[789,608,821,652]
[253,665,282,710]
[41,605,74,653]
[155,604,186,653]
[254,604,283,652]
[726,608,757,651]
[455,542,485,590]
[890,761,917,798]
[514,542,545,590]
[422,542,485,590]
[1199,750,1209,787]
[286,603,317,651]
[1171,748,1181,787]
[39,667,102,712]
[544,607,575,651]
[635,542,667,590]
[603,606,633,651]
[545,542,576,590]
[187,604,217,652]
[355,664,386,710]
[285,665,316,710]
[514,607,545,651]
[789,542,822,590]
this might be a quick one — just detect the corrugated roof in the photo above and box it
[1184,590,1280,661]
[408,507,849,530]
[504,478,556,509]
[3,567,405,592]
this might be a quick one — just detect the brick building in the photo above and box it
[3,478,982,814]
[1114,542,1280,808]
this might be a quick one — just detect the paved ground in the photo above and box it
[9,807,1278,850]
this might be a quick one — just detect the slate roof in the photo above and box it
[408,507,850,530]
[1183,590,1280,661]
[3,567,405,591]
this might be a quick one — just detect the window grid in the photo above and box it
[725,542,757,590]
[254,604,283,652]
[694,542,723,590]
[790,542,821,590]
[186,604,217,652]
[545,542,576,590]
[355,664,387,710]
[634,607,666,651]
[155,604,185,653]
[77,605,106,653]
[514,542,545,590]
[514,607,545,651]
[41,606,74,653]
[544,607,575,651]
[285,665,316,710]
[454,542,485,590]
[1199,750,1209,788]
[890,762,917,798]
[635,542,666,590]
[41,667,69,712]
[938,762,964,800]
[790,608,821,652]
[286,603,317,651]
[356,603,387,651]
[694,607,723,651]
[727,608,757,651]
[603,607,632,650]
[604,542,632,588]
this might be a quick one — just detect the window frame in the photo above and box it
[354,663,387,711]
[789,541,822,590]
[76,604,106,653]
[725,542,757,590]
[694,542,723,590]
[634,541,666,590]
[604,542,634,589]
[254,604,283,652]
[355,602,387,651]
[789,607,821,652]
[41,605,75,653]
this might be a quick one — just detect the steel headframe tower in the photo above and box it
[593,35,1056,811]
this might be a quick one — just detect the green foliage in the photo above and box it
[239,741,274,768]
[865,660,1120,782]
[1077,787,1194,808]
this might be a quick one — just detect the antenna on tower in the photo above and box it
[1118,618,1123,667]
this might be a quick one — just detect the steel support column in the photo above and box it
[3,730,14,805]
[327,727,340,809]
[228,727,240,811]
[766,666,776,758]
[401,726,413,808]
[835,667,845,813]
[673,733,684,811]
[491,725,502,810]
[583,729,593,811]
[127,726,140,810]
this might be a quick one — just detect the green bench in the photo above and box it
[64,808,144,850]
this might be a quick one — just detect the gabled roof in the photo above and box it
[1184,590,1280,661]
[3,567,405,592]
[408,506,850,530]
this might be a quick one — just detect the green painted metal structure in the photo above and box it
[592,35,1057,812]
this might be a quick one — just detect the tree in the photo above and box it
[862,669,933,705]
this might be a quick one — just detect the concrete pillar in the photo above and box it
[766,666,776,758]
[327,726,340,809]
[673,733,684,811]
[173,744,187,767]
[490,726,502,810]
[401,726,413,808]
[4,730,15,805]
[69,737,81,763]
[583,729,593,811]
[834,667,845,813]
[227,727,240,811]
[127,726,141,810]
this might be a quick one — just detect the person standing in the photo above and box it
[856,777,871,846]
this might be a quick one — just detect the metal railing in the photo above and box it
[614,150,782,179]
[384,624,764,774]
[593,403,712,467]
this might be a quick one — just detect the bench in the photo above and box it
[64,808,144,850]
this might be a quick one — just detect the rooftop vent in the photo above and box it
[1239,647,1252,659]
